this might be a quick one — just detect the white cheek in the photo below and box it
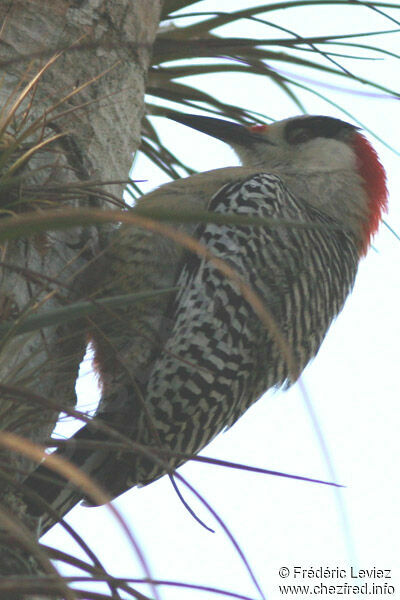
[298,138,357,170]
[234,136,357,172]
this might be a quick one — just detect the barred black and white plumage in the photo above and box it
[133,173,359,484]
[23,114,388,532]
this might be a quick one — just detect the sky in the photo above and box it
[43,2,400,599]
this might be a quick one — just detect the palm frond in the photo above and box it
[138,0,399,182]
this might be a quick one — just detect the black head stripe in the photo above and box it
[285,116,357,145]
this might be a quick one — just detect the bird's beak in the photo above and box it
[167,112,274,146]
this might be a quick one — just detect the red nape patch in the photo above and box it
[248,124,269,133]
[352,132,388,256]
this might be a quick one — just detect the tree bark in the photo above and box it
[0,0,162,583]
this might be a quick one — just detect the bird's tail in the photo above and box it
[22,419,120,535]
[23,459,87,535]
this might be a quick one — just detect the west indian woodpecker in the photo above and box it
[23,114,388,533]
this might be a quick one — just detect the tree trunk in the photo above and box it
[0,0,162,583]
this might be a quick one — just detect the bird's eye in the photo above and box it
[287,127,313,144]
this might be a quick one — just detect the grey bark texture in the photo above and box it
[0,0,162,586]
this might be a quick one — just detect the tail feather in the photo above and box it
[22,421,114,534]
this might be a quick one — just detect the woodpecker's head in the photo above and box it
[168,112,388,255]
